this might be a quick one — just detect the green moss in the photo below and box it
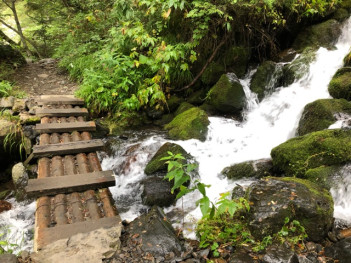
[328,67,351,100]
[223,46,250,78]
[292,19,341,52]
[166,95,184,113]
[201,61,225,86]
[21,116,41,125]
[332,8,350,21]
[297,99,351,136]
[222,162,256,179]
[340,0,351,11]
[175,102,195,116]
[144,142,188,175]
[165,107,209,141]
[186,89,208,106]
[343,51,351,67]
[271,129,351,177]
[282,47,316,87]
[304,165,339,189]
[102,111,146,135]
[206,73,245,114]
[250,61,278,100]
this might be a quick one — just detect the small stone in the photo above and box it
[0,200,12,213]
[306,242,317,252]
[12,99,27,112]
[0,96,15,108]
[198,249,210,258]
[38,73,49,78]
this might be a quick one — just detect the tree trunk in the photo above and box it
[8,0,33,57]
[0,29,17,46]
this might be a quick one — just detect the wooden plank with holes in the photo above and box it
[35,108,89,117]
[35,121,96,133]
[32,139,104,158]
[26,171,115,197]
[35,216,122,250]
[37,95,84,106]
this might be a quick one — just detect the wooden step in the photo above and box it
[26,171,115,198]
[37,95,84,106]
[35,216,122,250]
[35,108,89,117]
[32,139,104,158]
[35,121,96,133]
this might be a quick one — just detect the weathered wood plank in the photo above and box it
[35,216,122,250]
[35,108,89,117]
[35,121,96,133]
[26,171,115,197]
[37,95,84,106]
[32,139,104,158]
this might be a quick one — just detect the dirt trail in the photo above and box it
[10,58,79,96]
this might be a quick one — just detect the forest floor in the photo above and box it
[10,59,79,96]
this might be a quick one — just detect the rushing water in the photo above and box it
[1,18,351,250]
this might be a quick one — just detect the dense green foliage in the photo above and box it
[2,0,337,114]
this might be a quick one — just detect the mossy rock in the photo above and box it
[0,44,26,66]
[332,8,350,21]
[175,102,195,116]
[201,61,225,86]
[222,159,272,180]
[271,129,351,177]
[165,107,209,141]
[187,89,208,106]
[144,142,189,175]
[153,113,174,126]
[282,47,316,86]
[206,73,245,114]
[297,99,351,136]
[304,165,341,189]
[104,111,146,135]
[340,0,351,11]
[328,67,351,100]
[223,46,250,78]
[166,96,185,113]
[292,19,341,52]
[343,51,351,67]
[248,177,334,242]
[250,61,280,101]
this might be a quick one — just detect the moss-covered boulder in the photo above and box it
[223,46,250,78]
[187,89,208,106]
[201,61,225,86]
[304,165,342,189]
[297,99,351,136]
[282,47,316,86]
[248,177,334,242]
[165,107,209,141]
[332,8,350,21]
[221,159,272,179]
[329,67,351,100]
[206,73,246,114]
[292,19,341,52]
[250,61,281,101]
[343,51,351,67]
[144,142,189,175]
[175,102,195,116]
[271,129,351,177]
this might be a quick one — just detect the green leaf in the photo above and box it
[199,196,210,216]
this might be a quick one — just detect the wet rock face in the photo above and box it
[292,19,341,51]
[206,73,246,114]
[324,237,351,263]
[12,162,29,201]
[141,176,176,207]
[247,177,334,242]
[222,159,273,180]
[328,67,351,101]
[262,245,299,263]
[129,206,183,257]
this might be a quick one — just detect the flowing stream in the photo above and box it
[1,18,351,251]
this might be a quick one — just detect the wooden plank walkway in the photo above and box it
[27,95,121,251]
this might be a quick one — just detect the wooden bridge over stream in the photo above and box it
[25,95,121,251]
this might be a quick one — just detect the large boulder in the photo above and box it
[129,206,183,257]
[166,95,184,113]
[223,46,250,78]
[247,177,334,242]
[250,61,281,101]
[328,67,351,100]
[221,159,272,180]
[282,47,316,87]
[292,19,341,51]
[141,176,176,207]
[165,107,209,141]
[297,99,351,136]
[271,129,351,177]
[175,102,195,116]
[324,237,351,263]
[144,142,189,175]
[206,73,246,114]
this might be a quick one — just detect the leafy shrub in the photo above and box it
[0,81,13,97]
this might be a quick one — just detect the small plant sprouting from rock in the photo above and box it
[162,152,309,258]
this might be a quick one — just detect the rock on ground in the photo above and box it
[30,225,122,263]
